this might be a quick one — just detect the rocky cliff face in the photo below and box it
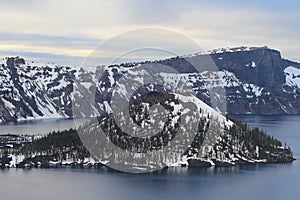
[0,46,300,122]
[210,47,300,114]
[0,57,77,122]
[154,47,300,114]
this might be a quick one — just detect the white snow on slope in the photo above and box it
[284,66,300,88]
[0,58,75,121]
[243,84,263,97]
[200,70,241,89]
[175,93,233,127]
[159,70,241,90]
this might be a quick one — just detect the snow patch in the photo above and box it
[246,62,256,68]
[284,66,300,89]
[243,84,263,97]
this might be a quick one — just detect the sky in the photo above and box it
[0,0,299,66]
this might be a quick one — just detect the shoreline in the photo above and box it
[0,159,296,172]
[0,153,296,170]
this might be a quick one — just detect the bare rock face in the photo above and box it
[209,47,300,114]
[153,47,300,114]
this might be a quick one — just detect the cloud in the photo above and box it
[0,0,299,65]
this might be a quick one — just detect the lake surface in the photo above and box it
[0,118,87,135]
[0,115,300,200]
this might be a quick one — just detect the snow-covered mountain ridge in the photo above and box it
[1,46,300,122]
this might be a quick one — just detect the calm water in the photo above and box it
[0,118,87,135]
[0,115,299,200]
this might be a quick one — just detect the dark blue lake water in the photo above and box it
[0,115,299,200]
[0,118,87,135]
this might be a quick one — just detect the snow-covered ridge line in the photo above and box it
[179,46,270,59]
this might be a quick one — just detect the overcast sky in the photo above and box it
[0,0,299,66]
